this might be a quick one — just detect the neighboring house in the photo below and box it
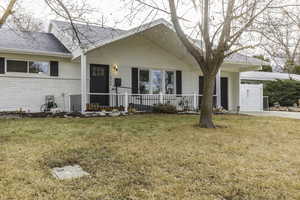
[0,19,264,113]
[239,71,300,112]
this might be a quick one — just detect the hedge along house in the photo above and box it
[0,19,264,113]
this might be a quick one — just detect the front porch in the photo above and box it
[84,93,218,112]
[74,23,243,113]
[70,93,218,113]
[78,52,223,113]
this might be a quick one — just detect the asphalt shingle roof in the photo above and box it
[0,19,266,67]
[241,71,300,81]
[51,20,125,49]
[225,53,266,66]
[0,29,70,55]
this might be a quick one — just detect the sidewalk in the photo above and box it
[241,111,300,120]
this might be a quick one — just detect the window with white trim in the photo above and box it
[152,70,162,94]
[165,71,175,94]
[29,61,49,74]
[6,59,50,75]
[7,60,27,73]
[138,68,176,94]
[139,69,151,94]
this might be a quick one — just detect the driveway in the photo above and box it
[241,111,300,119]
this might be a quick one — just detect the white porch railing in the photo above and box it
[71,93,218,112]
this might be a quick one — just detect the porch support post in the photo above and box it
[124,92,128,112]
[193,92,197,111]
[216,69,221,108]
[159,92,163,104]
[236,72,241,113]
[81,50,87,113]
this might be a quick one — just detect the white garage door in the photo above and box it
[240,84,263,112]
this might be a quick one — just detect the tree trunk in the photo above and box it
[200,74,216,128]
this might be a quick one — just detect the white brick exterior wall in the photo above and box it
[0,53,81,112]
[0,76,80,112]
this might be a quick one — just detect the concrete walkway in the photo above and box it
[241,111,300,119]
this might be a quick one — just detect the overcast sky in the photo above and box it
[18,0,140,30]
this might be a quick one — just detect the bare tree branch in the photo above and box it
[0,0,17,28]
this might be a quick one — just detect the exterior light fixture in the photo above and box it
[112,64,119,75]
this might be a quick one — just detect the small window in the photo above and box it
[139,69,150,94]
[29,61,49,74]
[7,60,27,73]
[92,67,105,77]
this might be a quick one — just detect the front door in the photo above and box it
[90,64,109,105]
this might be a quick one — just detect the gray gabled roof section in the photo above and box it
[65,18,264,67]
[241,71,300,81]
[50,20,126,49]
[225,53,267,66]
[0,18,266,67]
[0,29,71,57]
[194,40,265,66]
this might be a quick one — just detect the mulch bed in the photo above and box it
[0,112,85,119]
[0,111,247,119]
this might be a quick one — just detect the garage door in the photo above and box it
[240,84,263,112]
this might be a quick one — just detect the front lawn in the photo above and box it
[1,114,300,199]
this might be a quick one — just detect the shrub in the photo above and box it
[86,104,124,112]
[253,55,272,72]
[152,104,177,114]
[264,79,300,106]
[260,65,273,72]
[294,66,300,75]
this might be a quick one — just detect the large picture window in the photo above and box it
[6,59,49,74]
[137,68,176,94]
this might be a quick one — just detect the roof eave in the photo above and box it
[0,47,72,58]
[223,61,262,72]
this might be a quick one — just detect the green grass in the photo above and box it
[1,114,300,200]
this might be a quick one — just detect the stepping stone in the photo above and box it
[51,165,89,180]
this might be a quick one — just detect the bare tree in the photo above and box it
[126,0,281,128]
[0,0,17,28]
[259,7,300,74]
[9,10,44,32]
[45,0,87,47]
[44,0,108,49]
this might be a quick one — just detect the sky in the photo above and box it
[18,0,138,30]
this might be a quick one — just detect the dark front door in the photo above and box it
[221,77,228,110]
[90,64,109,105]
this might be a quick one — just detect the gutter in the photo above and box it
[0,47,72,58]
